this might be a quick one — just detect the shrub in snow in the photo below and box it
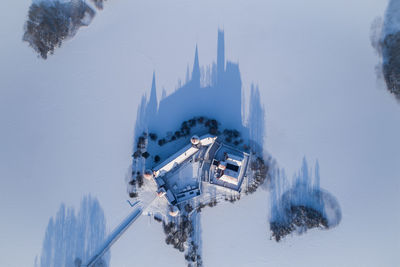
[149,133,158,141]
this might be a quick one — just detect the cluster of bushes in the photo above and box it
[204,118,219,135]
[91,0,106,10]
[132,132,162,166]
[270,205,328,242]
[222,129,243,146]
[269,220,294,242]
[183,205,202,266]
[196,202,207,213]
[149,133,158,141]
[128,170,144,198]
[225,194,241,203]
[382,32,400,100]
[163,215,193,252]
[246,157,269,194]
[157,117,220,147]
[185,240,202,267]
[195,198,217,212]
[129,171,143,187]
[207,198,218,207]
[128,192,138,198]
[161,205,203,266]
[129,132,157,197]
[127,170,143,198]
[132,134,149,159]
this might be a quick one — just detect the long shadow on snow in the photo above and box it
[36,195,110,267]
[269,158,341,242]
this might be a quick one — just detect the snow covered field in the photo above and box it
[0,0,399,267]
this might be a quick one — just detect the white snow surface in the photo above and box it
[0,1,399,267]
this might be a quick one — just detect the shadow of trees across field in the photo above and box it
[269,158,341,241]
[36,195,110,267]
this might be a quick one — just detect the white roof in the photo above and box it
[154,145,199,177]
[154,134,217,177]
[226,153,244,165]
[200,134,217,146]
[219,174,239,185]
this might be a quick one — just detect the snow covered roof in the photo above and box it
[154,145,199,177]
[217,153,244,184]
[219,174,239,185]
[153,134,217,178]
[209,143,249,190]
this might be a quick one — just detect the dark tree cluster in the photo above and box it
[222,129,243,146]
[204,119,219,135]
[90,0,106,10]
[185,240,202,267]
[129,192,138,198]
[158,138,167,146]
[270,205,328,242]
[128,170,144,197]
[137,136,147,149]
[196,202,207,213]
[132,150,141,159]
[207,198,218,207]
[157,117,220,147]
[128,171,140,198]
[149,133,158,141]
[132,134,150,161]
[163,215,193,253]
[184,204,194,213]
[246,157,269,194]
[136,173,143,188]
[23,0,95,59]
[225,194,240,203]
[382,32,400,101]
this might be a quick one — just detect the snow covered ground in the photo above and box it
[0,0,399,267]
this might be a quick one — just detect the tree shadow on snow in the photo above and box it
[36,195,110,267]
[269,158,341,242]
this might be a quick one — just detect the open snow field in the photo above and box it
[0,0,399,266]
